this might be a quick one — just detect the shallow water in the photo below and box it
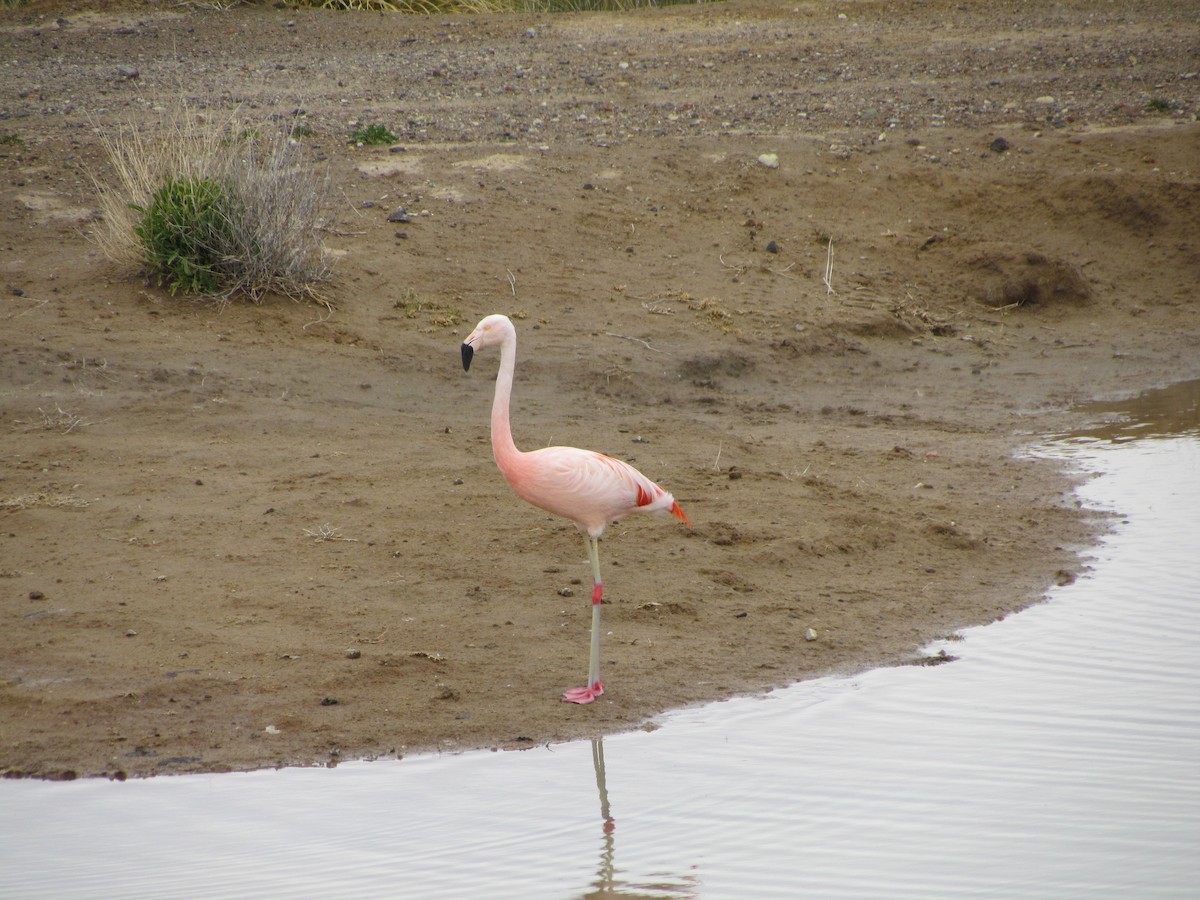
[2,382,1198,899]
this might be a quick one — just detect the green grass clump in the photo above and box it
[1145,97,1173,113]
[350,123,397,145]
[0,133,22,146]
[133,176,238,295]
[93,109,334,303]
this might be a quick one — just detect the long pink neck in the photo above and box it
[490,328,523,475]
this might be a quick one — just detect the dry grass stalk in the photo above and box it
[303,524,358,542]
[822,236,836,295]
[37,405,93,433]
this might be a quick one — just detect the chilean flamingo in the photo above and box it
[461,314,690,704]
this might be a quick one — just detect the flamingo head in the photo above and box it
[461,314,513,371]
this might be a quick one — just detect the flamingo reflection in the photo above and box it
[582,738,700,899]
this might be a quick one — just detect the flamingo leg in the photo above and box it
[563,534,605,704]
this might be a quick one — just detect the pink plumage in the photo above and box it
[461,313,689,704]
[503,445,689,537]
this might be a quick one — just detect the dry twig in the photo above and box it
[605,332,661,352]
[719,254,746,276]
[38,406,94,434]
[303,524,358,542]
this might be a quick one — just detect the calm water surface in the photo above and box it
[2,382,1198,898]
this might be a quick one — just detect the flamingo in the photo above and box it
[461,314,690,704]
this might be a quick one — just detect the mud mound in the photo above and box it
[936,240,1094,310]
[678,351,755,386]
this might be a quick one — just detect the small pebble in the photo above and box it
[804,628,818,641]
[346,648,362,659]
[757,152,779,169]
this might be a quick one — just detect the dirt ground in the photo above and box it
[1,0,1197,780]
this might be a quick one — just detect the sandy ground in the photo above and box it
[1,0,1197,779]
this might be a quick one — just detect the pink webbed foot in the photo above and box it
[562,681,605,704]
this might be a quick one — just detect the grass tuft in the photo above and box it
[350,123,397,145]
[133,175,237,295]
[92,105,334,304]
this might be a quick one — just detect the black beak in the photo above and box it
[461,343,474,371]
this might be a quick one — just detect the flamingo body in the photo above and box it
[461,314,688,703]
[502,445,688,538]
